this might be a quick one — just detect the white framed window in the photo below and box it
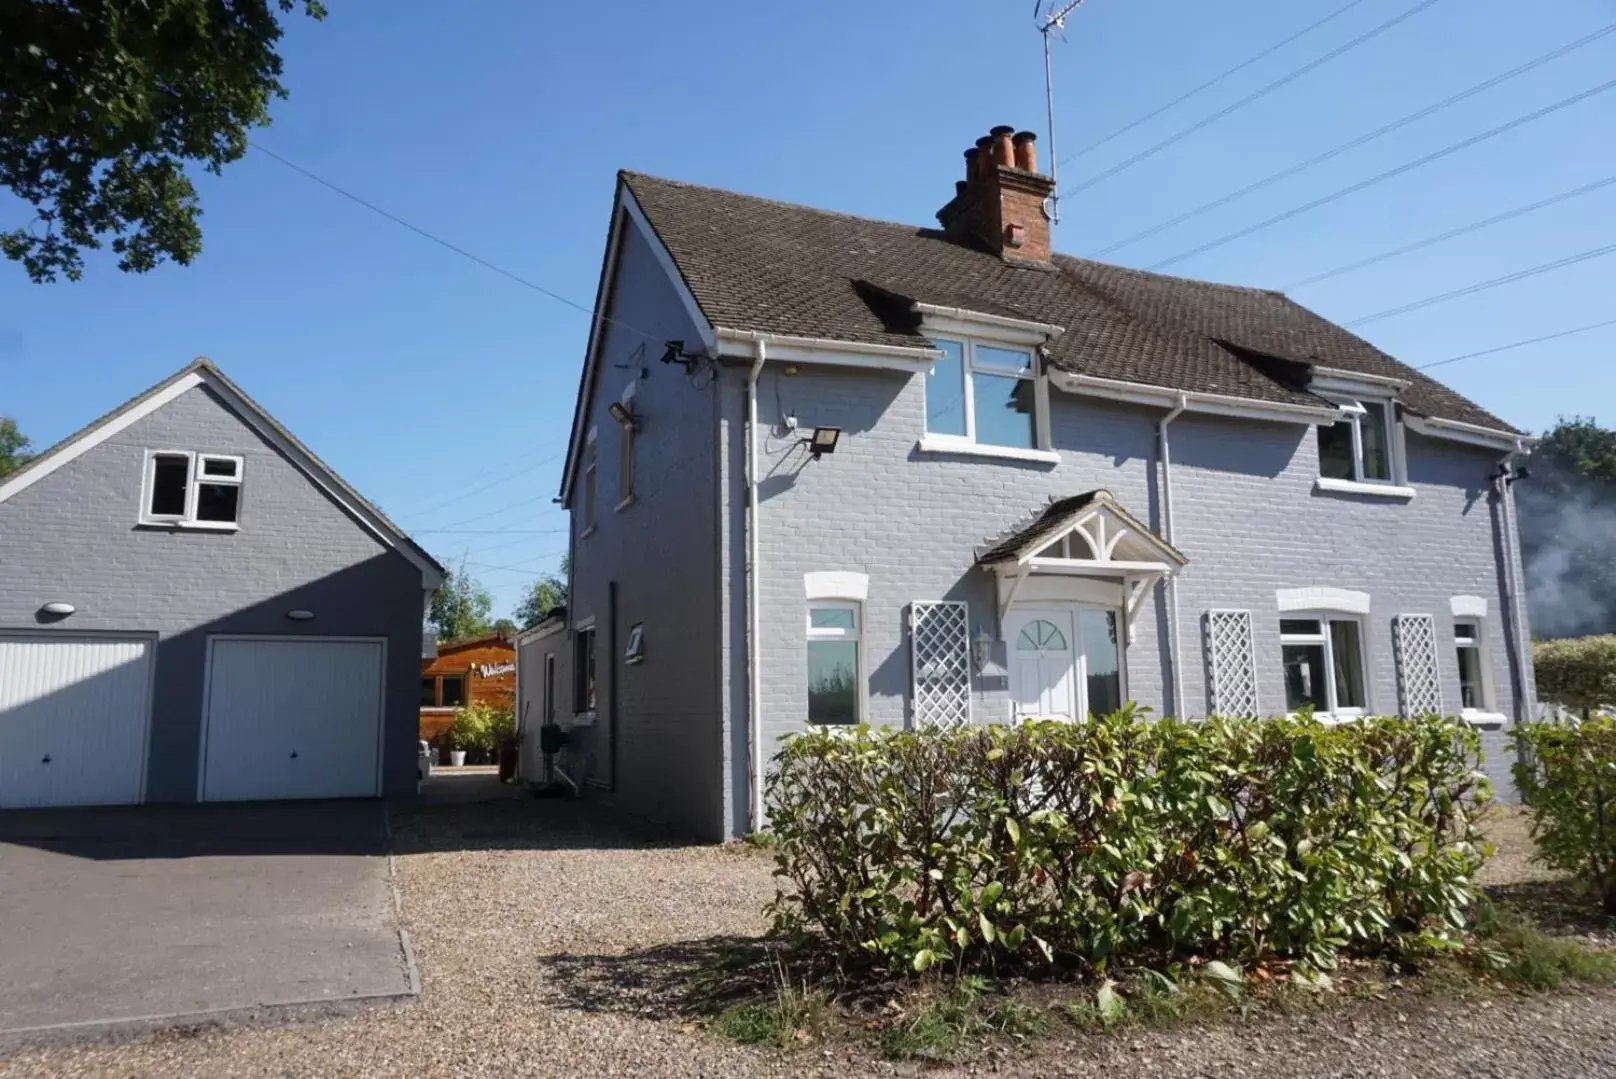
[1454,619,1496,718]
[923,336,1041,452]
[617,420,635,509]
[581,428,598,535]
[572,623,596,715]
[140,450,244,529]
[1280,615,1367,720]
[1317,398,1403,486]
[807,602,861,725]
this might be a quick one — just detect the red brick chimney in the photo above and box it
[937,126,1055,263]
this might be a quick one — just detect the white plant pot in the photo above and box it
[450,750,467,767]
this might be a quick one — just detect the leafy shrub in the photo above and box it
[1534,636,1616,715]
[1514,718,1616,913]
[448,702,515,755]
[765,709,1489,976]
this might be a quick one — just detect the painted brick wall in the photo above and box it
[565,215,729,839]
[748,366,1529,801]
[0,383,426,800]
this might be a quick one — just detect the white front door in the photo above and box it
[0,634,153,808]
[1007,610,1077,720]
[200,637,384,802]
[1006,607,1125,721]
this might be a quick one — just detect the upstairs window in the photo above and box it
[1318,399,1396,484]
[141,451,243,528]
[573,625,596,714]
[925,337,1038,450]
[1280,616,1367,719]
[581,429,598,534]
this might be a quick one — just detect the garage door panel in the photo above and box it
[202,638,383,802]
[0,636,152,808]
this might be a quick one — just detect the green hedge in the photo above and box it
[765,709,1489,975]
[1534,636,1616,715]
[1515,718,1616,914]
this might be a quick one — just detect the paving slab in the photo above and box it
[0,800,412,1043]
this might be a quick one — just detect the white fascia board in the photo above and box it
[1404,413,1531,452]
[199,373,446,591]
[1309,367,1411,396]
[559,184,718,507]
[714,329,939,372]
[913,304,1067,345]
[1049,371,1340,425]
[0,370,205,504]
[1026,557,1174,577]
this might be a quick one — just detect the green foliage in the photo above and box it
[0,417,31,478]
[2,1,327,282]
[1533,636,1616,714]
[707,950,828,1049]
[1514,718,1616,913]
[1471,904,1616,989]
[765,709,1490,977]
[515,569,567,629]
[428,561,493,642]
[1519,416,1616,638]
[448,701,514,755]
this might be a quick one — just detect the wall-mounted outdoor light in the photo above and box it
[801,426,842,459]
[286,609,315,621]
[39,602,76,617]
[972,629,994,673]
[607,400,638,431]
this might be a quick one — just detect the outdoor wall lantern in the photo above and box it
[802,426,842,459]
[286,609,315,621]
[39,602,76,617]
[972,629,995,673]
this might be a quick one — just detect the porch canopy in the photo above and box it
[976,490,1187,641]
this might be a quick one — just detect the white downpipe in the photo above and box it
[1497,442,1533,723]
[745,339,767,832]
[1159,394,1187,717]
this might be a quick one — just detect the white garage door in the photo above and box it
[201,637,385,802]
[0,634,154,808]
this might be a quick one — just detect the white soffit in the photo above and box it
[1276,586,1371,615]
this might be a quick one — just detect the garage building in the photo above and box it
[0,359,443,808]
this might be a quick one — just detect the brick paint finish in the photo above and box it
[0,384,427,801]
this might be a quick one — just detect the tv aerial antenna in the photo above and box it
[1035,0,1092,224]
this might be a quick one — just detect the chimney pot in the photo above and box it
[973,137,993,181]
[991,125,1015,168]
[955,180,968,196]
[1012,131,1038,173]
[963,147,979,184]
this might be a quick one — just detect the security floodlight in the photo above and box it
[803,426,841,459]
[608,400,637,430]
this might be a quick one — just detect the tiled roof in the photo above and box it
[976,490,1187,567]
[623,171,1518,434]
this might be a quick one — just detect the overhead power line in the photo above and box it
[1058,0,1374,166]
[1284,173,1616,290]
[414,527,569,535]
[463,551,569,575]
[1417,317,1616,370]
[251,142,663,346]
[1063,0,1444,195]
[1148,74,1616,271]
[1346,241,1616,326]
[395,453,565,520]
[422,491,557,533]
[1093,21,1616,257]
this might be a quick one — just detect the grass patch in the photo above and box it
[1471,907,1616,990]
[708,978,828,1048]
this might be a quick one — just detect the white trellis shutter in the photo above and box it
[1394,613,1443,716]
[1205,610,1260,718]
[909,601,971,726]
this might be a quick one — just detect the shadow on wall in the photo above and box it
[1171,416,1299,480]
[758,369,905,501]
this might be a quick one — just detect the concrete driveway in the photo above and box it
[0,800,414,1044]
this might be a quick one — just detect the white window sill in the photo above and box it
[916,436,1060,465]
[1288,711,1365,726]
[613,495,635,513]
[1462,709,1508,729]
[569,712,598,728]
[136,519,240,532]
[1314,477,1415,500]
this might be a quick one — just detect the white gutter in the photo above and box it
[1406,413,1537,452]
[1050,371,1341,425]
[744,338,767,833]
[714,328,939,361]
[1159,393,1188,718]
[1496,439,1535,723]
[910,303,1067,340]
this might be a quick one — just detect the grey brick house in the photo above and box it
[0,359,443,808]
[519,125,1535,841]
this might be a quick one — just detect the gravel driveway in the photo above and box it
[1,799,1611,1078]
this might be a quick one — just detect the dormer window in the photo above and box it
[926,337,1038,450]
[1318,398,1394,484]
[140,451,244,529]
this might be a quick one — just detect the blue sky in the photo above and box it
[3,0,1612,618]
